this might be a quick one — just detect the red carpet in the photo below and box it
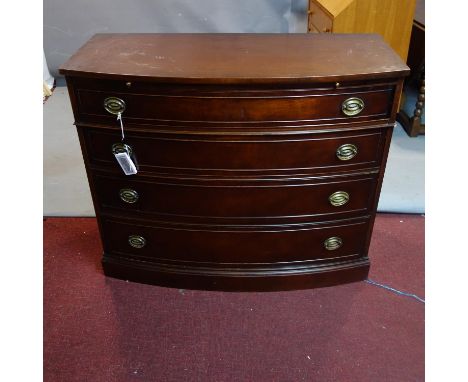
[44,214,424,381]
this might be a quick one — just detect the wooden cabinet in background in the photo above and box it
[397,0,425,137]
[308,0,416,61]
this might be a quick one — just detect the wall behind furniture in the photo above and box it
[44,0,308,77]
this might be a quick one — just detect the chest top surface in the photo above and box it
[59,33,408,84]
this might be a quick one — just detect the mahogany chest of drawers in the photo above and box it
[60,33,408,291]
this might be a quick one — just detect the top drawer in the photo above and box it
[69,78,395,126]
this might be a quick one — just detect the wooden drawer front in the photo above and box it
[83,128,384,173]
[101,217,370,263]
[308,1,333,33]
[94,173,377,221]
[75,86,393,124]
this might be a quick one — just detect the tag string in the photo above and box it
[117,112,124,141]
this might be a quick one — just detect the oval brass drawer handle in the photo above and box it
[120,188,139,204]
[104,97,126,115]
[342,97,365,116]
[324,236,343,251]
[336,143,358,161]
[128,235,146,249]
[112,143,133,156]
[329,191,350,207]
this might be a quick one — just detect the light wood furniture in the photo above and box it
[60,34,408,291]
[307,0,416,61]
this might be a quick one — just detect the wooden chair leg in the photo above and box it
[397,67,425,137]
[410,75,425,136]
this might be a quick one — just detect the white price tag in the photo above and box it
[113,112,137,175]
[114,152,137,175]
